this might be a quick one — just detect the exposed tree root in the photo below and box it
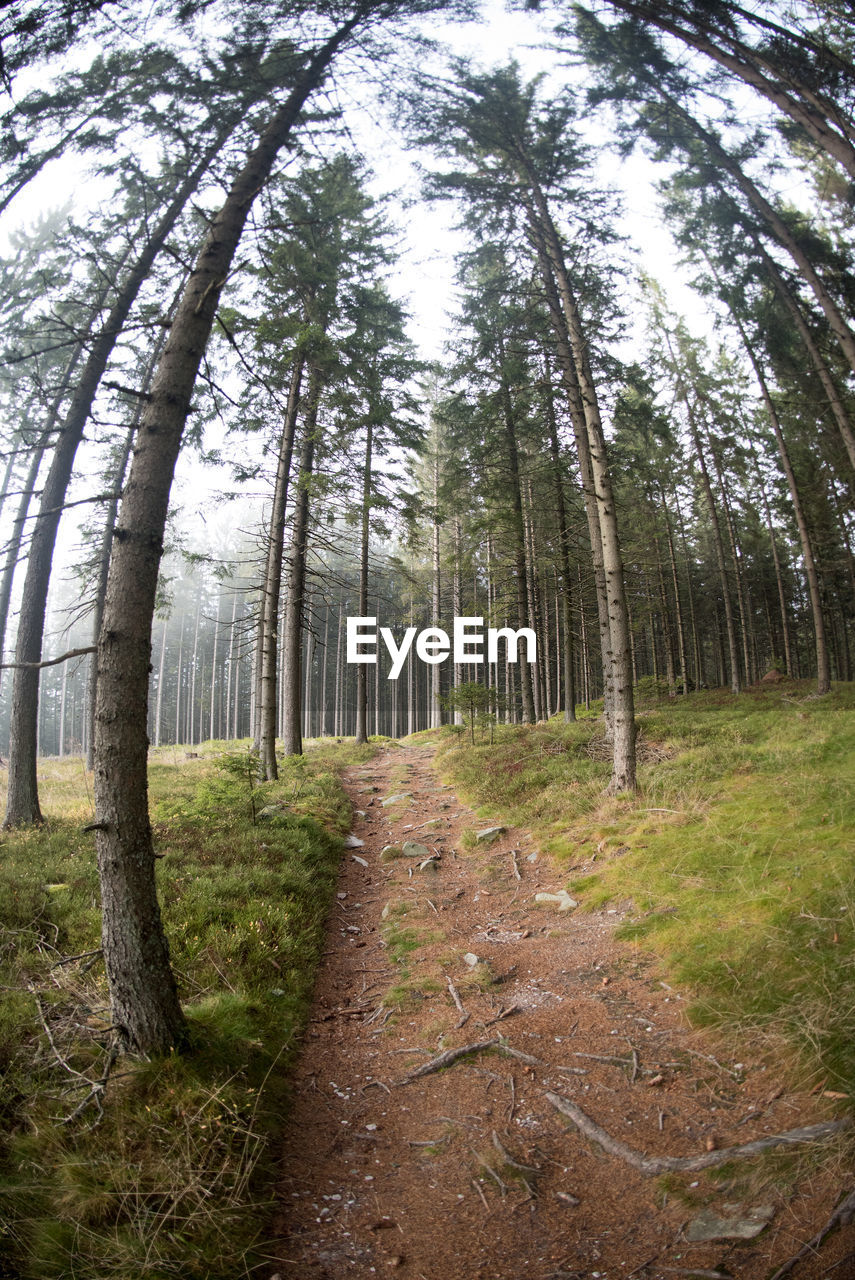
[401,1038,540,1083]
[768,1187,855,1280]
[545,1092,851,1175]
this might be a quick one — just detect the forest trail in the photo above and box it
[272,743,853,1280]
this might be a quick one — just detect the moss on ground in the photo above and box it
[0,738,373,1279]
[434,683,855,1097]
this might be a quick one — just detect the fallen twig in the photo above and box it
[445,977,471,1029]
[61,1042,119,1126]
[446,975,468,1021]
[545,1093,851,1175]
[574,1051,633,1067]
[660,1270,733,1279]
[50,947,102,970]
[33,994,89,1081]
[768,1186,855,1280]
[680,1047,741,1078]
[483,1004,519,1027]
[361,1079,391,1095]
[471,1177,489,1210]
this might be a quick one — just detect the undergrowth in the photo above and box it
[434,683,855,1098]
[0,737,374,1279]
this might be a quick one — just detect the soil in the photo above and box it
[272,743,854,1280]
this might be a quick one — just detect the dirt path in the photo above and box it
[272,743,853,1280]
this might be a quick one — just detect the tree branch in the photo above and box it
[1,646,96,670]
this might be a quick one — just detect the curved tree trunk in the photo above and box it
[92,14,369,1054]
[604,0,855,178]
[755,238,855,477]
[661,88,855,381]
[85,325,171,771]
[5,136,226,829]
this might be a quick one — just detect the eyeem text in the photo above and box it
[346,616,537,680]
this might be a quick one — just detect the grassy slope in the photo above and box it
[0,739,375,1280]
[433,683,855,1096]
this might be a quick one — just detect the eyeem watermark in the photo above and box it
[346,616,536,680]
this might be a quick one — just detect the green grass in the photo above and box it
[433,683,855,1097]
[0,738,373,1279]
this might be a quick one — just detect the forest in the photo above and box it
[0,1,853,1277]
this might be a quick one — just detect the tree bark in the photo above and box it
[92,14,371,1053]
[533,244,612,734]
[281,370,322,757]
[499,373,536,724]
[259,354,304,778]
[738,331,831,693]
[5,136,226,828]
[526,186,635,789]
[355,417,373,744]
[686,401,742,694]
[543,366,577,721]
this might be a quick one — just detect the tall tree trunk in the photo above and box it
[534,242,612,735]
[334,598,343,738]
[92,15,368,1053]
[430,452,443,729]
[85,368,159,771]
[154,616,168,748]
[304,586,314,740]
[673,485,703,687]
[660,494,689,695]
[259,355,304,778]
[5,137,227,829]
[355,418,373,744]
[281,372,322,756]
[544,367,577,721]
[685,399,742,694]
[526,186,635,789]
[738,332,831,693]
[755,467,793,677]
[452,516,463,722]
[320,601,329,736]
[0,322,98,666]
[498,373,536,724]
[655,536,676,694]
[705,432,753,685]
